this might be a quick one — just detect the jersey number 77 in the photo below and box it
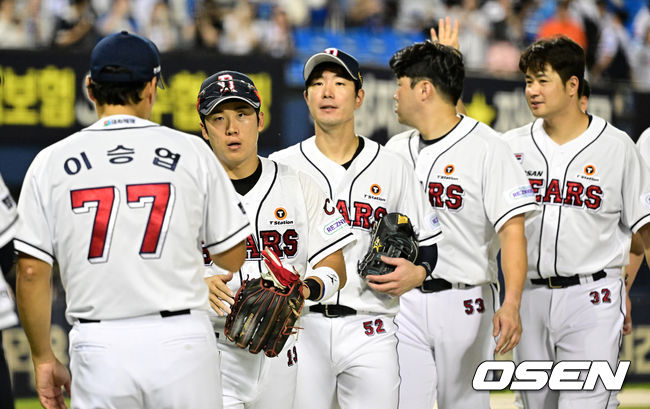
[70,183,175,263]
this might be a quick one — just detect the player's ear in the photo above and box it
[566,75,580,97]
[85,76,97,103]
[303,89,309,103]
[354,88,365,109]
[199,120,209,141]
[144,78,157,104]
[420,80,434,101]
[257,111,265,131]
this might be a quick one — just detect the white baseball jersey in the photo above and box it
[386,115,538,285]
[14,115,251,323]
[204,157,355,409]
[637,126,650,165]
[269,136,443,315]
[0,174,18,330]
[501,115,650,279]
[205,156,355,301]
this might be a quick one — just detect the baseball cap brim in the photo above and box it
[303,53,358,83]
[202,95,261,117]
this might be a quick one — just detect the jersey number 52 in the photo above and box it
[70,183,174,263]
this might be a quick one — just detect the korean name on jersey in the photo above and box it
[13,116,250,323]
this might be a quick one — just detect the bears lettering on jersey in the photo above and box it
[245,230,298,260]
[427,182,464,211]
[323,198,387,230]
[527,178,602,209]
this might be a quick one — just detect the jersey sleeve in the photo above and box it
[483,138,539,232]
[298,171,356,266]
[202,153,252,255]
[397,158,443,246]
[636,127,650,168]
[622,138,650,233]
[0,174,18,248]
[13,155,55,265]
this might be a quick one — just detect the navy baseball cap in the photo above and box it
[197,71,261,118]
[90,31,164,89]
[303,48,363,89]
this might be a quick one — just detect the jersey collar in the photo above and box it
[531,115,607,154]
[83,115,160,131]
[418,114,478,154]
[303,135,380,173]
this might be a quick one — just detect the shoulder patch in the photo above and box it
[505,185,535,203]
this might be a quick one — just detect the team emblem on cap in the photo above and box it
[275,208,287,220]
[584,165,596,176]
[444,164,455,175]
[370,184,382,195]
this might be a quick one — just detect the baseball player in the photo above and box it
[501,36,650,409]
[13,31,251,409]
[622,126,650,336]
[0,172,18,409]
[195,70,355,409]
[385,41,538,409]
[269,48,443,409]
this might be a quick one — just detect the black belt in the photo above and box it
[530,271,606,289]
[419,278,473,293]
[309,304,357,318]
[78,309,191,323]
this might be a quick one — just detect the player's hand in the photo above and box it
[493,302,522,354]
[365,256,426,296]
[430,17,460,50]
[205,272,234,316]
[34,357,71,409]
[623,293,633,335]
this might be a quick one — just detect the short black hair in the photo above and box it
[389,41,464,105]
[519,36,586,95]
[87,66,148,105]
[305,62,362,93]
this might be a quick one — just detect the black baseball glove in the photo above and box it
[358,212,419,278]
[224,248,305,357]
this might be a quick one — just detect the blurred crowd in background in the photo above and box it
[1,0,650,89]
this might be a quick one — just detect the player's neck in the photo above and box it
[314,123,360,164]
[95,102,151,120]
[224,154,259,180]
[541,108,590,145]
[418,108,461,141]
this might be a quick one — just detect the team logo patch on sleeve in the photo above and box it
[428,212,441,230]
[322,216,348,236]
[641,193,650,209]
[505,185,535,203]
